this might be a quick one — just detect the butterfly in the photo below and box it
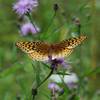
[16,35,86,61]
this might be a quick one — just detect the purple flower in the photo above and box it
[13,0,38,16]
[20,22,40,36]
[67,82,77,90]
[48,82,64,96]
[50,73,78,90]
[48,56,70,69]
[48,82,59,91]
[64,73,78,89]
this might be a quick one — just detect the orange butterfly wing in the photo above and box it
[16,35,86,61]
[16,41,50,61]
[50,35,86,59]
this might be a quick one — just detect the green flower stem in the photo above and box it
[32,88,37,100]
[37,68,54,88]
[26,12,38,33]
[32,68,54,100]
[77,24,81,35]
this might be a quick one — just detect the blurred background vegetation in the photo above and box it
[0,0,100,100]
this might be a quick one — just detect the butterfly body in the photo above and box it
[16,35,86,61]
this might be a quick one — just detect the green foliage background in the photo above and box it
[0,0,100,100]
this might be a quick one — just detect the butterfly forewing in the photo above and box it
[16,41,35,53]
[50,35,86,59]
[61,35,87,49]
[16,41,50,61]
[16,35,86,61]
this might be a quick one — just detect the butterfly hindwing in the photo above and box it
[50,43,73,59]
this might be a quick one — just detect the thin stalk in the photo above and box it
[32,96,35,100]
[51,89,57,100]
[26,13,38,33]
[45,11,56,34]
[31,88,37,100]
[37,68,54,88]
[76,21,84,94]
[31,68,54,100]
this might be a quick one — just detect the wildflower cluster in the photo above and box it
[13,0,40,36]
[46,56,78,98]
